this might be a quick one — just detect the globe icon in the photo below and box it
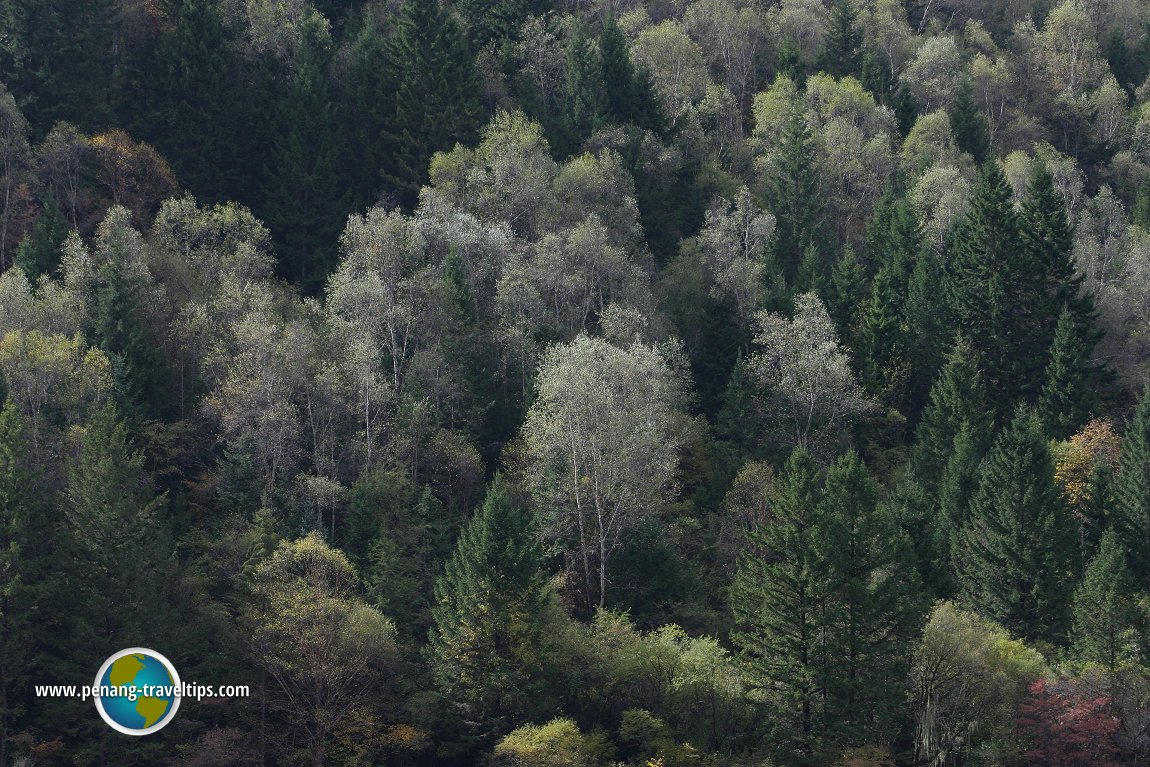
[93,648,181,735]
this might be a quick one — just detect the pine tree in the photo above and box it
[1037,306,1098,440]
[944,161,1045,413]
[1114,385,1150,582]
[949,79,991,164]
[731,448,825,762]
[819,1,862,78]
[764,102,823,282]
[815,451,924,746]
[1071,531,1142,671]
[953,407,1078,643]
[427,479,551,746]
[382,0,484,200]
[15,195,67,281]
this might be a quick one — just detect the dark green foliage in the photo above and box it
[949,80,991,164]
[14,195,67,280]
[903,245,947,416]
[763,102,823,282]
[428,479,551,746]
[1071,531,1142,670]
[953,407,1078,643]
[1135,181,1150,230]
[94,238,172,421]
[858,265,909,403]
[1114,385,1150,583]
[260,20,350,291]
[815,451,924,746]
[825,247,865,337]
[859,49,892,100]
[731,449,824,762]
[819,1,862,78]
[935,419,992,584]
[599,16,663,134]
[560,21,606,155]
[457,0,549,48]
[382,0,485,201]
[892,84,918,137]
[1037,306,1098,440]
[944,161,1045,414]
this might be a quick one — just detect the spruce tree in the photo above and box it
[935,419,992,583]
[15,195,67,281]
[93,238,171,421]
[1134,181,1150,230]
[953,407,1079,643]
[944,161,1045,413]
[1036,306,1098,440]
[858,265,909,403]
[949,79,991,164]
[382,0,484,199]
[903,245,946,415]
[819,1,862,78]
[731,448,825,762]
[560,20,606,154]
[599,15,663,133]
[764,102,823,282]
[261,19,349,291]
[427,479,551,746]
[825,246,865,338]
[911,335,993,490]
[815,451,923,746]
[1114,385,1150,582]
[1071,531,1142,670]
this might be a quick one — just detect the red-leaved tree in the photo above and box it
[1017,679,1121,767]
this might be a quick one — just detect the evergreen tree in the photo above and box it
[825,246,866,338]
[93,238,172,421]
[1036,306,1098,440]
[764,102,823,282]
[456,0,549,48]
[1134,181,1150,230]
[935,419,992,584]
[949,79,991,164]
[599,15,663,133]
[819,1,862,78]
[560,20,606,155]
[14,195,67,281]
[382,0,484,200]
[731,448,825,763]
[1071,531,1142,671]
[1114,385,1150,582]
[858,265,909,403]
[261,19,349,291]
[911,335,993,490]
[892,84,918,137]
[815,451,923,746]
[858,48,892,101]
[63,405,172,655]
[944,161,1045,413]
[427,479,551,747]
[953,407,1078,643]
[903,245,946,416]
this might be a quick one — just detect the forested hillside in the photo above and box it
[3,0,1150,764]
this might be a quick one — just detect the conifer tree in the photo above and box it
[261,19,349,291]
[599,16,663,133]
[944,161,1045,412]
[815,451,924,746]
[819,1,862,78]
[427,480,551,745]
[382,0,484,199]
[1037,306,1098,440]
[935,419,992,582]
[858,265,909,403]
[911,335,993,490]
[949,80,991,164]
[560,21,606,154]
[1071,531,1142,671]
[763,102,822,282]
[953,407,1078,643]
[94,236,171,421]
[903,245,946,414]
[15,195,67,281]
[1114,385,1150,582]
[731,448,825,762]
[825,247,865,338]
[1134,181,1150,229]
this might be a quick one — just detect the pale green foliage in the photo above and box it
[902,112,966,176]
[1037,0,1109,98]
[630,21,709,128]
[492,717,614,767]
[767,0,830,65]
[910,163,973,249]
[902,36,964,112]
[749,292,872,453]
[683,0,768,104]
[241,0,331,63]
[750,74,802,156]
[910,602,1046,767]
[697,186,776,319]
[857,0,918,78]
[521,335,689,608]
[245,533,398,766]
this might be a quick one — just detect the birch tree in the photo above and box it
[521,334,689,611]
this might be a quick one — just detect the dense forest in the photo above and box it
[3,0,1150,764]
